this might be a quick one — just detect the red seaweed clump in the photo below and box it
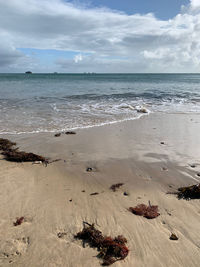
[74,222,129,265]
[13,217,24,226]
[128,202,160,219]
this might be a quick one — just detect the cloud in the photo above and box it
[191,0,200,8]
[0,45,22,67]
[0,32,24,69]
[0,0,200,72]
[74,54,83,63]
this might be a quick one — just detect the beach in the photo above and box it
[0,112,200,267]
[1,0,200,264]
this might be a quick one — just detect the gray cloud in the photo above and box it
[0,35,24,69]
[0,0,200,72]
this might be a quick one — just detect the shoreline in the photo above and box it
[1,110,200,136]
[0,113,200,266]
[0,111,148,136]
[3,112,200,164]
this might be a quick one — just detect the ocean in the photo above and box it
[0,73,200,134]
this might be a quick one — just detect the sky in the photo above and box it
[68,0,189,20]
[0,0,200,73]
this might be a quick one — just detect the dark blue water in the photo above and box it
[0,73,200,133]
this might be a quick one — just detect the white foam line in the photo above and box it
[0,112,150,135]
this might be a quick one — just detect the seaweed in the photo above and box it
[90,192,99,196]
[13,217,24,226]
[177,184,200,200]
[0,138,47,163]
[110,183,124,192]
[47,159,61,164]
[74,222,129,266]
[0,138,16,151]
[2,150,46,163]
[128,202,160,219]
[65,131,76,135]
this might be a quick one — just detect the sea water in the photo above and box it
[0,73,200,134]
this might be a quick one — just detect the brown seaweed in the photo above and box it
[128,202,160,219]
[65,131,76,135]
[177,184,200,200]
[74,222,129,266]
[110,183,124,192]
[90,192,99,196]
[2,150,46,163]
[0,138,16,151]
[0,138,47,163]
[13,217,24,226]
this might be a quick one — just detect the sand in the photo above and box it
[0,113,200,267]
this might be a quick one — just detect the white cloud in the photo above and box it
[0,0,200,72]
[191,0,200,8]
[74,54,83,63]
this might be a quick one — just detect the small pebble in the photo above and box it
[57,232,67,238]
[190,164,196,168]
[69,199,72,202]
[170,233,178,240]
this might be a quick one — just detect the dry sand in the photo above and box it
[0,113,200,267]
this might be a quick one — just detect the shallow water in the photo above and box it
[0,73,200,134]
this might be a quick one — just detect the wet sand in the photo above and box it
[0,113,200,267]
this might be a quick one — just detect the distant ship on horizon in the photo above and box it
[25,71,32,74]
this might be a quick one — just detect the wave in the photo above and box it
[1,73,200,134]
[1,90,199,103]
[0,112,148,135]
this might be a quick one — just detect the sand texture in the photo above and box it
[0,113,200,267]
